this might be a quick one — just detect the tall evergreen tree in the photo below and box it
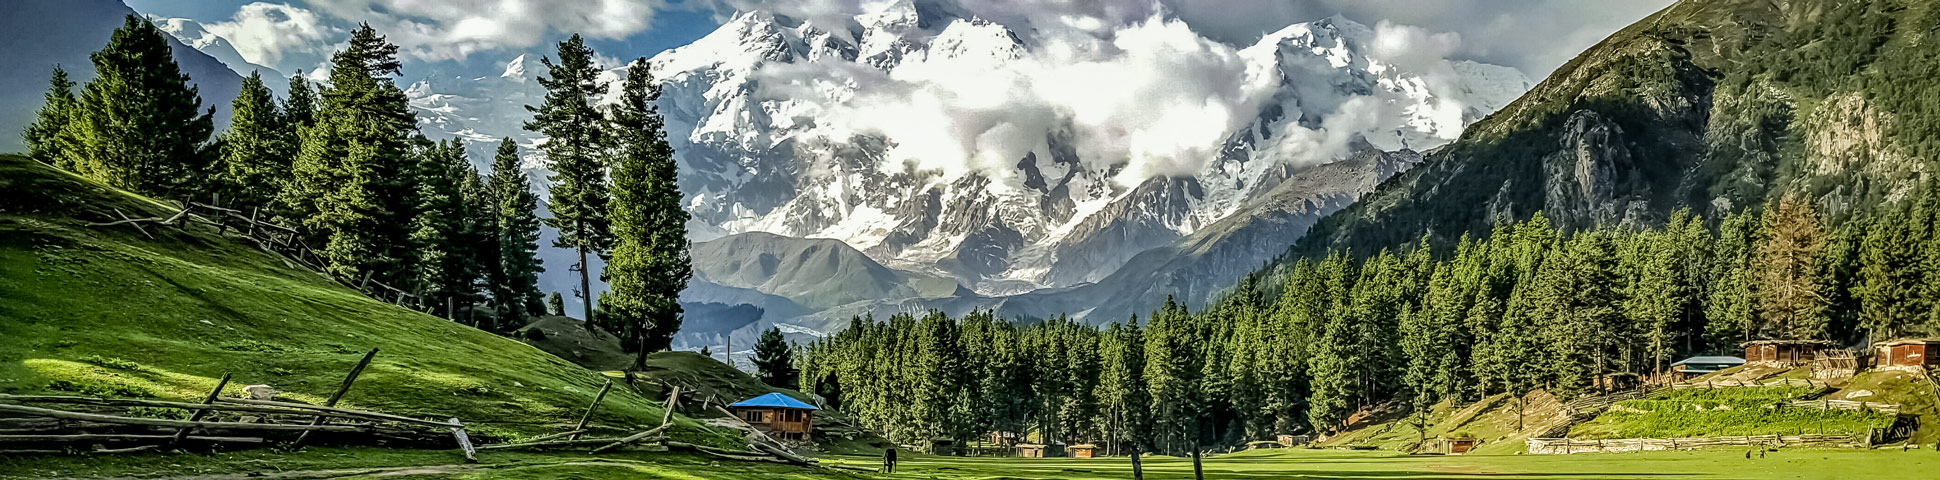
[59,15,215,198]
[527,35,614,324]
[1755,195,1830,340]
[753,327,798,389]
[1707,212,1760,349]
[1856,206,1926,341]
[283,73,318,129]
[489,138,547,324]
[24,66,76,167]
[285,24,418,283]
[603,58,692,363]
[407,140,478,317]
[457,164,499,329]
[215,71,289,213]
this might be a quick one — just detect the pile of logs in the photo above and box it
[480,383,815,466]
[0,349,482,459]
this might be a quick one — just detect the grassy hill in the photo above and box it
[0,154,734,444]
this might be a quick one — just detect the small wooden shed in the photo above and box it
[1070,444,1097,458]
[1669,356,1745,381]
[1443,437,1479,455]
[1016,443,1063,458]
[1744,340,1834,367]
[729,393,818,441]
[1876,338,1940,369]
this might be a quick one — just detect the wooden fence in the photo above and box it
[1672,378,1835,390]
[85,198,440,316]
[1782,399,1902,414]
[1526,434,1861,454]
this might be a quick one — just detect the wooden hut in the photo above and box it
[1443,437,1479,455]
[1669,356,1745,381]
[1744,340,1834,367]
[1876,339,1940,370]
[728,393,818,441]
[1016,443,1063,458]
[1070,444,1097,458]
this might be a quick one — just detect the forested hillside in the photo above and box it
[1295,0,1940,255]
[796,0,1940,457]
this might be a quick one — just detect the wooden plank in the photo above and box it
[0,434,264,443]
[169,373,232,447]
[0,395,446,427]
[212,398,449,427]
[449,418,477,463]
[293,348,379,447]
[0,403,369,432]
[570,380,613,441]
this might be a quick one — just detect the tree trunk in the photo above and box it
[1131,443,1144,480]
[577,243,594,331]
[1190,436,1204,480]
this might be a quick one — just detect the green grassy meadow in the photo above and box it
[8,446,1938,479]
[0,154,735,445]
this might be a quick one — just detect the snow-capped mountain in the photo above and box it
[647,4,1530,300]
[149,0,1533,346]
[1,0,248,153]
[151,16,284,84]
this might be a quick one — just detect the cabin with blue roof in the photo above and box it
[729,393,818,441]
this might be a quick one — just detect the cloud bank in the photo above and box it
[722,1,1529,187]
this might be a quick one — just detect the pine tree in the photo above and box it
[59,15,215,198]
[1755,195,1830,340]
[286,24,418,283]
[547,292,566,316]
[602,58,692,364]
[488,138,547,323]
[215,71,289,214]
[407,140,477,317]
[1856,206,1926,341]
[1707,212,1760,350]
[283,74,318,130]
[753,327,798,389]
[24,66,76,167]
[457,163,499,329]
[527,34,614,323]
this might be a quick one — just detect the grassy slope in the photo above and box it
[0,154,732,444]
[1569,387,1894,440]
[1319,391,1572,455]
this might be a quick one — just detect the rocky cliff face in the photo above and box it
[1294,0,1940,259]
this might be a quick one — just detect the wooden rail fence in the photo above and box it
[1527,434,1861,454]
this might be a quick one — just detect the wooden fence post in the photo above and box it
[293,348,378,447]
[167,373,231,448]
[449,418,477,463]
[570,380,613,441]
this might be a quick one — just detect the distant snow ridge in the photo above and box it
[645,2,1532,296]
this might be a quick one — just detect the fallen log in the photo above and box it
[518,429,588,444]
[213,398,449,427]
[476,436,629,451]
[0,434,264,444]
[665,441,784,463]
[0,403,370,433]
[0,394,447,428]
[589,425,670,454]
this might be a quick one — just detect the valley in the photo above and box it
[9,0,1940,478]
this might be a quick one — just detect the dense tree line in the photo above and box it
[21,17,691,350]
[801,190,1940,454]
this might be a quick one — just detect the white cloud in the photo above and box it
[749,10,1276,184]
[725,1,1525,188]
[206,3,343,75]
[302,0,668,61]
